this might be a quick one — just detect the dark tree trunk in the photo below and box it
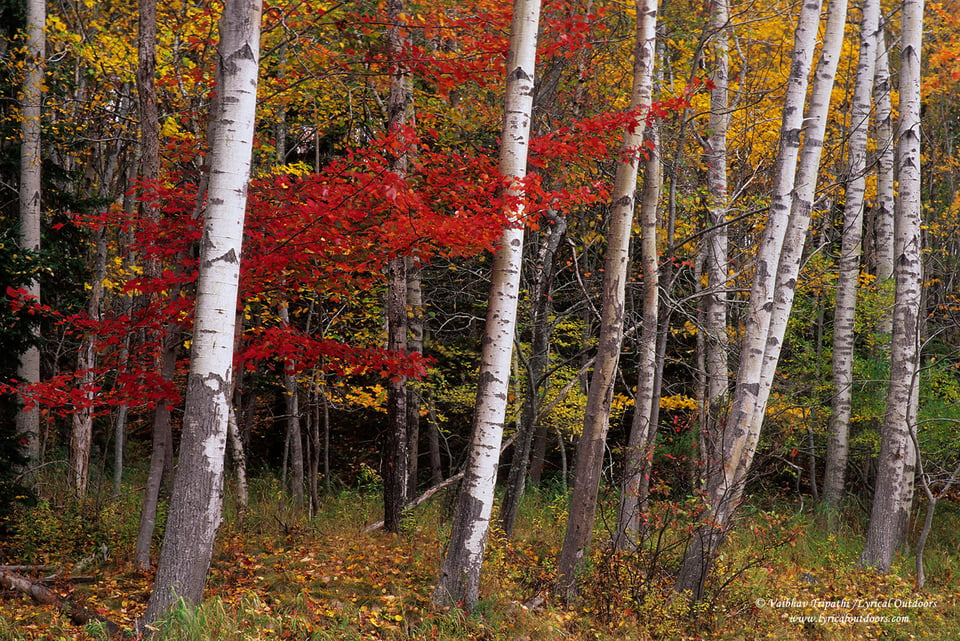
[500,212,566,536]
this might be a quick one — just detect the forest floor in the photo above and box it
[1,477,958,640]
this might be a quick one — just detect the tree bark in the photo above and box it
[674,0,828,600]
[871,28,895,333]
[822,0,880,519]
[143,0,261,622]
[278,302,304,505]
[134,334,176,571]
[16,0,46,474]
[406,258,424,499]
[385,256,408,531]
[556,0,657,596]
[699,0,730,496]
[860,0,923,572]
[500,212,566,536]
[616,120,661,549]
[432,0,540,609]
[383,0,414,532]
[69,225,107,498]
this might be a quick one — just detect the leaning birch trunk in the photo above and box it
[615,119,661,549]
[16,0,45,472]
[860,0,924,572]
[143,0,261,622]
[673,0,825,600]
[755,0,848,409]
[556,0,657,596]
[432,0,540,609]
[821,0,880,519]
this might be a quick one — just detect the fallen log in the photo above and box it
[362,431,521,533]
[0,568,122,637]
[0,564,59,572]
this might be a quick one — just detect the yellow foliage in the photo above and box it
[660,394,698,412]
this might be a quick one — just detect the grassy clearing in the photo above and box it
[1,478,957,640]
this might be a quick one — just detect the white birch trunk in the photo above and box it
[753,0,848,472]
[872,29,895,335]
[822,0,881,516]
[16,0,45,471]
[432,0,540,609]
[144,0,261,622]
[860,0,924,571]
[674,0,825,598]
[700,0,730,494]
[616,120,661,549]
[556,0,657,594]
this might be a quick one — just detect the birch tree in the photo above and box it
[16,0,45,473]
[143,0,261,621]
[615,119,661,549]
[432,0,540,608]
[860,0,924,572]
[556,0,658,595]
[699,0,730,491]
[674,0,832,598]
[822,0,881,518]
[871,28,896,330]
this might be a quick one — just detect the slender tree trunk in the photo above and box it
[134,335,176,570]
[144,0,261,622]
[616,120,661,549]
[383,0,414,532]
[872,28,895,329]
[16,0,45,474]
[133,0,175,571]
[426,388,443,485]
[113,168,138,497]
[860,0,923,571]
[822,0,880,520]
[501,212,567,536]
[385,256,408,531]
[674,0,828,600]
[227,406,248,513]
[69,226,107,498]
[308,384,321,512]
[406,258,424,499]
[432,0,540,608]
[321,387,332,495]
[699,0,730,497]
[278,302,304,505]
[556,0,657,597]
